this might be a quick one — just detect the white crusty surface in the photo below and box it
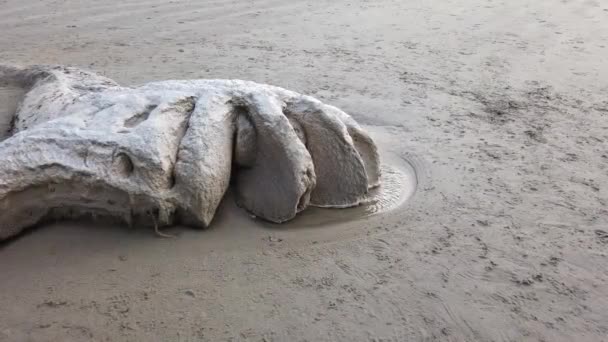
[0,65,380,239]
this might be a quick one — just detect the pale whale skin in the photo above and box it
[0,65,380,240]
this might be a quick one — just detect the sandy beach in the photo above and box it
[1,0,607,341]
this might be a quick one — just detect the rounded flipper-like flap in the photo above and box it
[233,94,316,223]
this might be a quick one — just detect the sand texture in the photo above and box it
[1,0,607,341]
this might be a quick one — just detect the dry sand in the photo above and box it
[1,0,608,341]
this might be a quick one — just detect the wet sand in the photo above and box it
[1,0,608,341]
